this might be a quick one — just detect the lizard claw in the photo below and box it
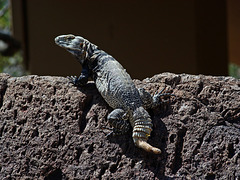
[67,76,78,84]
[154,86,166,96]
[106,131,114,137]
[153,87,176,108]
[106,128,126,138]
[67,75,88,86]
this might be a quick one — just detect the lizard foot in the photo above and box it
[67,75,88,86]
[106,127,129,138]
[153,86,176,108]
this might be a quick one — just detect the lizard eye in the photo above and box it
[66,35,74,40]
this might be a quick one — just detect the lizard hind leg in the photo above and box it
[152,86,176,108]
[138,86,176,109]
[107,109,131,136]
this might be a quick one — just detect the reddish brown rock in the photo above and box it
[0,73,239,179]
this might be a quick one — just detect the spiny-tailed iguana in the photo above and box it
[55,34,174,154]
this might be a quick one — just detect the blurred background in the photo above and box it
[0,0,240,79]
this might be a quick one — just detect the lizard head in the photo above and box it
[55,34,89,64]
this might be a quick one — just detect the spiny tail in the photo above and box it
[135,140,161,154]
[132,116,161,154]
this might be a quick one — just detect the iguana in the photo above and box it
[55,34,174,154]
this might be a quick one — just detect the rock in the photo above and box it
[0,72,239,179]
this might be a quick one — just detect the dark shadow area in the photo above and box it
[44,168,63,180]
[75,82,97,134]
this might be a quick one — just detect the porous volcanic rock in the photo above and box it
[0,73,239,179]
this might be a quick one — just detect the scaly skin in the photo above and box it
[55,34,170,154]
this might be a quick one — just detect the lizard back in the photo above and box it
[91,52,142,111]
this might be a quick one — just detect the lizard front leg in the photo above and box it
[107,109,131,136]
[68,61,90,86]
